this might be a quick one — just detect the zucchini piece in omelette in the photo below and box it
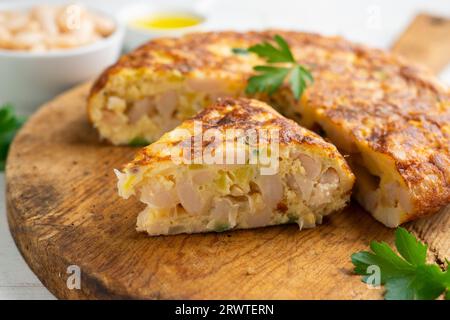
[115,98,354,236]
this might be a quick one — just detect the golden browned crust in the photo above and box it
[90,30,450,220]
[129,98,349,169]
[90,31,357,95]
[191,97,333,147]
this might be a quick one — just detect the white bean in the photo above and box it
[92,14,115,37]
[0,26,11,40]
[48,34,79,49]
[30,43,47,52]
[0,4,115,51]
[32,5,59,36]
[0,26,13,49]
[57,4,88,33]
[15,31,45,49]
[4,12,29,33]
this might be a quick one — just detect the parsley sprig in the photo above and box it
[235,35,313,100]
[0,104,25,171]
[352,227,450,300]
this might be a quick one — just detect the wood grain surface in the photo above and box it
[5,15,450,299]
[392,13,450,73]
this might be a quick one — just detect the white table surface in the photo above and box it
[1,0,450,300]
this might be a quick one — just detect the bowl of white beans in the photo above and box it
[0,2,124,115]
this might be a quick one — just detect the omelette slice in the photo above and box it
[115,98,354,236]
[90,30,450,227]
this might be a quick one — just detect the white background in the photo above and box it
[1,0,450,299]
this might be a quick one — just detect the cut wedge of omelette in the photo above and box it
[91,31,450,227]
[115,98,355,236]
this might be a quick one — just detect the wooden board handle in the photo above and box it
[391,13,450,74]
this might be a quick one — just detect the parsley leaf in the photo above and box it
[128,137,150,147]
[289,65,313,100]
[239,35,313,100]
[395,226,427,266]
[231,48,249,55]
[246,66,290,96]
[0,104,25,171]
[248,35,295,63]
[351,227,450,300]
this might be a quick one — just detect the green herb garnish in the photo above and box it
[0,104,25,171]
[351,227,450,300]
[231,48,249,55]
[242,35,313,100]
[129,137,150,147]
[213,222,230,233]
[287,213,298,224]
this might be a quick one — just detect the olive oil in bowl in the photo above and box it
[130,13,203,30]
[121,6,206,51]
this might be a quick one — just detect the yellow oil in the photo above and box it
[131,13,202,30]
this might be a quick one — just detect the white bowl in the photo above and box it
[118,3,206,52]
[0,2,125,116]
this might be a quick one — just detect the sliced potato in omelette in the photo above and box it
[90,30,450,227]
[115,98,354,235]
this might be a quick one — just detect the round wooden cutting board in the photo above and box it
[5,83,450,299]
